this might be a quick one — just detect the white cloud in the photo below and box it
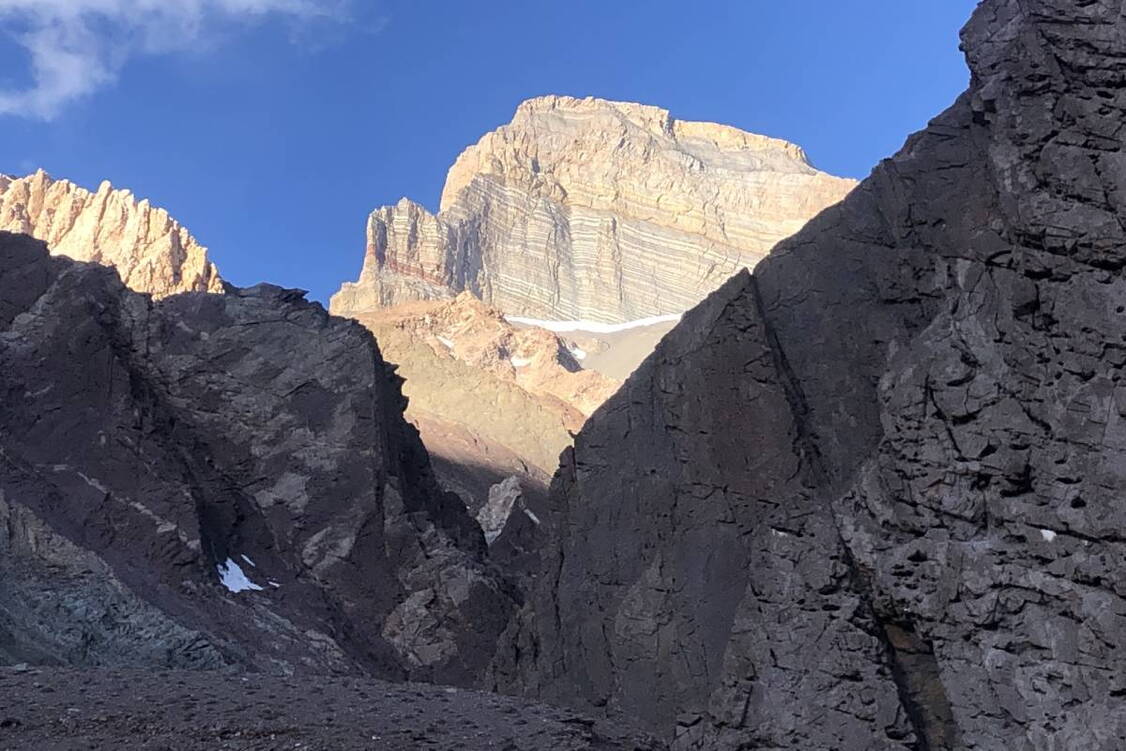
[0,0,350,119]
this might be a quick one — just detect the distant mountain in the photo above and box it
[328,96,855,515]
[331,95,856,324]
[0,170,222,297]
[353,293,618,512]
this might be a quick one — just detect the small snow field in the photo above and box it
[217,558,263,593]
[505,313,682,334]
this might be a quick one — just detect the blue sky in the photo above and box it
[0,0,980,304]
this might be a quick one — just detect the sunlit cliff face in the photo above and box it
[332,94,856,325]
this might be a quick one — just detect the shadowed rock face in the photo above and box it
[495,1,1126,748]
[0,232,515,686]
[330,95,856,324]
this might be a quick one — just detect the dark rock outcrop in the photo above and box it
[496,1,1126,748]
[0,231,515,685]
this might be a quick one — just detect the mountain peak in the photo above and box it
[332,96,855,325]
[512,94,813,166]
[0,171,221,297]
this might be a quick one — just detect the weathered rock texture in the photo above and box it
[0,231,514,686]
[353,293,619,509]
[496,2,1126,749]
[331,96,856,324]
[0,170,222,297]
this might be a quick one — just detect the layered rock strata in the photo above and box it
[495,1,1126,749]
[0,170,222,297]
[0,232,513,685]
[331,96,856,324]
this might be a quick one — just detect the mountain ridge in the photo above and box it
[0,170,222,297]
[331,94,856,324]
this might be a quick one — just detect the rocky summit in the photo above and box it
[494,1,1126,749]
[0,232,514,686]
[0,170,222,297]
[330,95,856,324]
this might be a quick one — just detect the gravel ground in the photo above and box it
[0,667,664,750]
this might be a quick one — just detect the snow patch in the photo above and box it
[1040,529,1057,542]
[510,356,532,368]
[240,554,256,568]
[568,346,587,360]
[436,336,455,350]
[505,313,682,334]
[524,508,541,525]
[217,558,263,593]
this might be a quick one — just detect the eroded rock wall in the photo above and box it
[496,2,1126,748]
